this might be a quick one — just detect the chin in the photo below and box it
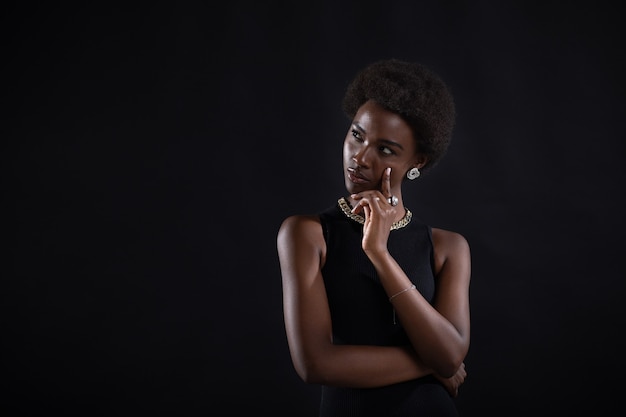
[344,182,366,196]
[344,179,356,194]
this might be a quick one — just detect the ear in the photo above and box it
[413,154,429,170]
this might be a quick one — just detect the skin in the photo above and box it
[277,99,470,397]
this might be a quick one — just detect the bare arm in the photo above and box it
[368,228,471,378]
[277,214,436,388]
[351,169,471,378]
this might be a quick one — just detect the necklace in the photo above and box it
[337,197,412,230]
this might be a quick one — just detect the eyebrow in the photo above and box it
[352,123,405,150]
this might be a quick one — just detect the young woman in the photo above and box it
[277,59,471,416]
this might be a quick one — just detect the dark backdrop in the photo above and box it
[5,1,625,416]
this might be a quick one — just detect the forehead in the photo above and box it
[353,100,415,143]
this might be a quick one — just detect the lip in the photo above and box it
[347,167,370,184]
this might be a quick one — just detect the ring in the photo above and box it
[387,195,398,206]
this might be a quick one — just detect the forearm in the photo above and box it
[300,343,433,388]
[367,250,467,376]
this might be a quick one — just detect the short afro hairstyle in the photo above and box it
[342,59,456,173]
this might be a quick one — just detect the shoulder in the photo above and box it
[431,228,470,252]
[277,214,326,266]
[431,228,471,271]
[278,214,322,234]
[277,214,323,245]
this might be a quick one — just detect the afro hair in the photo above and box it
[342,59,456,173]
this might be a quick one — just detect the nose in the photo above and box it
[352,145,372,168]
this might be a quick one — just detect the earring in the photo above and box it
[407,167,420,180]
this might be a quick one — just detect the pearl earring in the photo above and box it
[407,167,420,180]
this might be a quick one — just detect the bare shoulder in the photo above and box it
[277,214,324,247]
[277,214,327,272]
[431,228,471,272]
[431,228,470,253]
[278,214,322,236]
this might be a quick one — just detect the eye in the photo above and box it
[351,129,363,141]
[380,146,394,155]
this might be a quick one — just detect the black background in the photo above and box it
[4,1,625,416]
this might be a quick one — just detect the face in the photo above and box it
[343,99,422,195]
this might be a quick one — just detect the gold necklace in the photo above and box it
[337,197,412,230]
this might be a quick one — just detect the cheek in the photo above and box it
[342,139,353,160]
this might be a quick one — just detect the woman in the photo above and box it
[277,59,471,416]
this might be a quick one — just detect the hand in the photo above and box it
[434,362,467,398]
[350,167,398,253]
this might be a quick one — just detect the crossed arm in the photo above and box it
[277,214,471,393]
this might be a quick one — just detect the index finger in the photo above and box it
[381,167,392,197]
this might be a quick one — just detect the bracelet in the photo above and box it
[388,284,416,302]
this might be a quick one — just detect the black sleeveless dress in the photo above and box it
[317,199,459,417]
